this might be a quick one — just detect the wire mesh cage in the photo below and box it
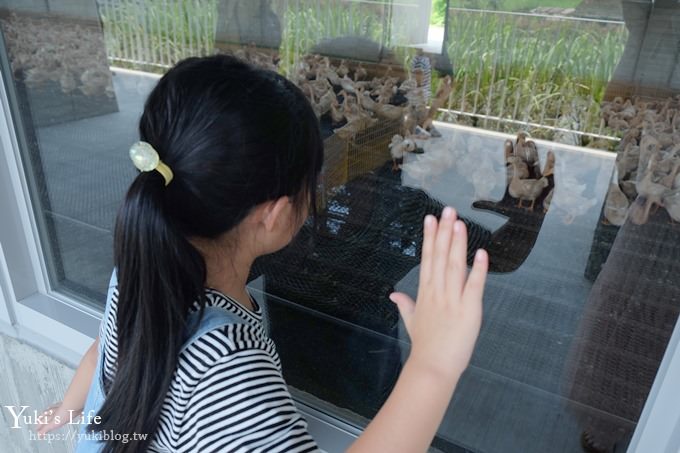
[347,117,403,180]
[317,116,403,210]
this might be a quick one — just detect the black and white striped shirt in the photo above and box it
[100,287,320,452]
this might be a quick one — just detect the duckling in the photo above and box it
[638,134,660,172]
[672,111,680,132]
[389,135,416,172]
[515,132,541,177]
[542,150,556,177]
[329,99,345,125]
[662,188,680,223]
[342,98,372,124]
[337,59,349,78]
[353,63,367,81]
[620,180,638,200]
[376,80,396,104]
[607,115,629,132]
[305,84,321,118]
[616,143,640,181]
[504,139,527,182]
[629,155,668,225]
[319,66,342,87]
[310,76,332,98]
[398,77,417,94]
[375,103,404,121]
[315,87,335,118]
[543,188,554,213]
[333,116,376,140]
[659,158,680,188]
[603,182,630,226]
[339,75,356,94]
[504,138,514,157]
[356,87,377,112]
[508,160,550,211]
[506,156,529,181]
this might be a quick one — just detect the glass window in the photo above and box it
[1,1,678,452]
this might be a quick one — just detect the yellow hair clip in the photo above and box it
[129,141,174,186]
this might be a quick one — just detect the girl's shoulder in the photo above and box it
[179,290,280,375]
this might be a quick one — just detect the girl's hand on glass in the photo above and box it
[34,401,77,436]
[389,206,488,381]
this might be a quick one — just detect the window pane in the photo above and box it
[1,1,678,452]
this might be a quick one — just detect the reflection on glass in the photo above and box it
[1,1,679,452]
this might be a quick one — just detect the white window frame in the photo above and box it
[0,47,677,453]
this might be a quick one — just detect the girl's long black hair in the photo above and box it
[89,55,323,452]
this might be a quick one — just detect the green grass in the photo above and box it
[439,8,626,140]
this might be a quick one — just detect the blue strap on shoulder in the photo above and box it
[109,268,245,351]
[182,306,246,352]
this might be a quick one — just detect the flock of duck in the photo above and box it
[237,47,680,228]
[604,96,680,225]
[2,13,114,98]
[505,133,555,212]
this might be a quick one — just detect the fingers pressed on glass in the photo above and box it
[418,214,436,294]
[447,220,468,297]
[433,207,456,296]
[464,249,489,303]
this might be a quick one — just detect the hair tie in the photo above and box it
[129,141,174,186]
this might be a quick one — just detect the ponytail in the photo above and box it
[90,170,206,452]
[85,55,324,452]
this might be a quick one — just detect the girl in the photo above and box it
[35,55,488,452]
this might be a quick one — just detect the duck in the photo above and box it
[389,135,417,172]
[508,159,551,211]
[319,66,342,87]
[398,77,418,94]
[662,188,680,223]
[607,115,630,132]
[329,99,345,125]
[638,134,660,173]
[659,158,680,188]
[620,180,638,200]
[356,87,377,112]
[603,182,630,226]
[333,116,376,140]
[375,103,404,121]
[337,59,349,78]
[543,188,554,213]
[506,156,529,181]
[629,154,668,225]
[339,75,356,94]
[515,132,541,177]
[542,150,556,177]
[353,63,367,81]
[316,87,335,118]
[616,143,640,181]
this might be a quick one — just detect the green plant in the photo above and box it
[440,8,627,141]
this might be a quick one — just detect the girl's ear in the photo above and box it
[262,196,291,232]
